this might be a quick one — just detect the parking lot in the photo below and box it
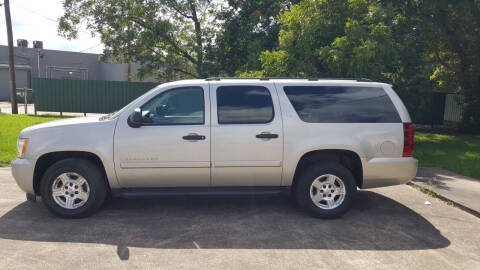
[0,167,479,269]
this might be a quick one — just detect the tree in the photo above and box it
[254,0,480,131]
[215,0,300,76]
[257,0,401,80]
[414,0,480,131]
[59,0,222,81]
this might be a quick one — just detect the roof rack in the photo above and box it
[205,77,372,82]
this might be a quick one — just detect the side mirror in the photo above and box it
[127,108,142,128]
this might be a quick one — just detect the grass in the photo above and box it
[0,113,69,166]
[407,182,439,198]
[414,132,480,179]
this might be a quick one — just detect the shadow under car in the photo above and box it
[0,190,450,251]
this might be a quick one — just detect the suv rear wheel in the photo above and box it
[40,158,108,218]
[294,163,356,218]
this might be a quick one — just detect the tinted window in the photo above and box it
[141,87,204,125]
[284,86,401,123]
[217,86,274,124]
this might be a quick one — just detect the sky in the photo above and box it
[0,0,103,54]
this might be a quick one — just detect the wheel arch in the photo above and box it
[33,151,109,195]
[291,149,363,192]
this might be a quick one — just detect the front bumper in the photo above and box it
[11,158,36,195]
[362,157,418,188]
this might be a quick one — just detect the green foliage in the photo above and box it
[255,0,480,131]
[251,1,381,79]
[215,0,299,76]
[274,0,349,76]
[235,70,265,78]
[260,50,288,76]
[415,0,480,130]
[260,0,400,80]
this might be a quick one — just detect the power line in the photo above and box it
[12,3,58,23]
[11,3,102,53]
[11,3,92,35]
[80,43,102,53]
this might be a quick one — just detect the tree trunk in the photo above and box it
[4,0,18,114]
[456,51,480,131]
[189,0,203,77]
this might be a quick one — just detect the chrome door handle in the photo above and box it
[256,133,279,139]
[182,134,206,140]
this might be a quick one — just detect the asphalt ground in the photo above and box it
[0,167,479,269]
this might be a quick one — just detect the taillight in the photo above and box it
[403,123,414,157]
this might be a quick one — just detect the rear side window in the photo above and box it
[217,85,274,124]
[283,86,401,123]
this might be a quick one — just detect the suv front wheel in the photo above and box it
[40,158,108,218]
[294,163,356,218]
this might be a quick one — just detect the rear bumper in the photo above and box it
[11,158,36,195]
[362,157,418,188]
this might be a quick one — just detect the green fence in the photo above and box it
[402,92,465,124]
[33,78,158,113]
[403,92,446,125]
[33,78,465,124]
[444,94,464,122]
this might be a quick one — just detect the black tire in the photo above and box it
[294,162,356,218]
[40,158,108,218]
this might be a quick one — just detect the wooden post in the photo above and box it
[127,62,132,82]
[34,89,37,116]
[4,0,18,114]
[24,88,27,114]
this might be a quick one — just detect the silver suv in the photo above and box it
[12,78,418,218]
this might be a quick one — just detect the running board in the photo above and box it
[111,186,289,199]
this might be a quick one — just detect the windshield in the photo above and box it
[102,85,161,120]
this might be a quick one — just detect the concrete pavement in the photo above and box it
[0,101,36,115]
[413,167,480,213]
[0,167,479,269]
[0,101,101,117]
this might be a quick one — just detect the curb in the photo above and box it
[407,182,480,218]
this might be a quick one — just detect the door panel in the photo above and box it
[113,85,211,187]
[210,83,283,186]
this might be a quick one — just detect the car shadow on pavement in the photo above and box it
[0,191,449,251]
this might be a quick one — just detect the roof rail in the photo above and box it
[204,77,372,82]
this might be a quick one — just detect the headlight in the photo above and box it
[17,138,29,158]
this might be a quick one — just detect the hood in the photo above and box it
[20,116,112,137]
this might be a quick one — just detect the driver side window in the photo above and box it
[141,87,204,125]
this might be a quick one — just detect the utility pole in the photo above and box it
[3,0,18,114]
